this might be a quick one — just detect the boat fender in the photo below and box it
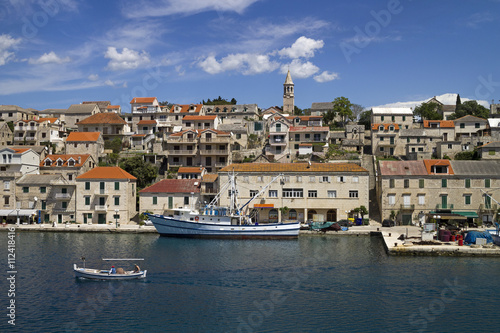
[195,216,199,221]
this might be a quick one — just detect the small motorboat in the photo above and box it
[73,258,147,280]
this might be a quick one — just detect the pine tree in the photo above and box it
[456,94,462,107]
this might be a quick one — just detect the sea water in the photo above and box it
[1,232,499,332]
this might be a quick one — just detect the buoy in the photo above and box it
[195,216,199,221]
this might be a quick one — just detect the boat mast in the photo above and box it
[237,173,284,214]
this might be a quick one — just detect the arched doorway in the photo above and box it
[269,209,278,223]
[289,209,297,220]
[327,209,337,222]
[307,210,317,221]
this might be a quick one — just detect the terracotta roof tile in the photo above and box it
[130,97,157,104]
[137,120,157,125]
[168,104,203,113]
[76,167,137,180]
[219,163,368,173]
[202,174,218,183]
[178,167,204,174]
[41,154,90,167]
[378,160,428,176]
[423,159,454,175]
[182,115,217,121]
[423,120,455,128]
[66,132,101,142]
[139,179,200,193]
[76,113,127,125]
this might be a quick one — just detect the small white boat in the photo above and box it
[487,223,500,246]
[73,258,147,280]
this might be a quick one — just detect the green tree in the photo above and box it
[454,150,478,160]
[202,97,237,105]
[456,94,461,108]
[119,156,157,189]
[104,137,123,154]
[322,107,337,126]
[7,121,14,132]
[413,102,442,120]
[332,96,353,126]
[449,100,489,120]
[351,104,364,121]
[358,110,371,130]
[293,105,303,116]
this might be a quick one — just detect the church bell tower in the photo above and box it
[283,70,294,114]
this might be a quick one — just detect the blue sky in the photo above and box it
[0,0,499,113]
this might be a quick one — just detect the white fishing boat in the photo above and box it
[146,173,300,239]
[73,258,147,280]
[488,222,500,246]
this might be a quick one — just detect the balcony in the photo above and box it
[168,149,197,155]
[435,204,454,210]
[55,193,72,199]
[201,187,217,194]
[53,206,69,212]
[199,149,228,155]
[95,205,107,211]
[199,137,230,143]
[14,126,37,131]
[479,203,497,212]
[168,137,197,143]
[400,204,415,210]
[25,136,37,141]
[215,162,227,168]
[269,139,287,146]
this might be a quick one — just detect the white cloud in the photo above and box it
[280,59,319,79]
[0,34,21,66]
[104,47,150,71]
[88,74,99,81]
[198,53,279,75]
[278,36,324,59]
[123,0,260,18]
[104,79,115,86]
[466,12,494,28]
[314,71,339,83]
[28,51,70,65]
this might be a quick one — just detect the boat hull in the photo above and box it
[487,230,500,246]
[148,214,300,239]
[73,264,147,280]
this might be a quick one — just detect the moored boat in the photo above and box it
[146,172,300,239]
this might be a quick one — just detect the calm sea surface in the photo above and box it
[1,232,500,332]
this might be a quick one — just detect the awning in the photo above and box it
[454,211,479,218]
[254,204,274,208]
[0,209,37,216]
[428,212,467,220]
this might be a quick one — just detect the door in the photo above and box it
[187,157,192,166]
[58,214,62,224]
[206,157,212,166]
[98,214,106,224]
[441,195,448,209]
[83,214,87,224]
[402,214,412,225]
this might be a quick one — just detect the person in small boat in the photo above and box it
[109,266,116,274]
[133,264,140,273]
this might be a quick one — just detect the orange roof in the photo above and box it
[76,113,127,125]
[130,97,157,104]
[132,134,146,137]
[107,105,120,109]
[202,174,218,183]
[219,163,368,173]
[76,167,137,180]
[169,104,203,113]
[12,148,30,153]
[178,167,204,174]
[423,120,454,128]
[137,120,157,125]
[66,132,101,142]
[41,154,90,167]
[182,115,217,121]
[254,204,274,208]
[199,129,230,136]
[37,117,58,123]
[423,159,454,175]
[372,123,400,131]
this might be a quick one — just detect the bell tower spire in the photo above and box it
[283,70,294,114]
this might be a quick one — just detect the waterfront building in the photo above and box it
[75,166,137,224]
[218,162,369,224]
[377,159,500,225]
[139,179,201,216]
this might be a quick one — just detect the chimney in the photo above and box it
[78,156,81,164]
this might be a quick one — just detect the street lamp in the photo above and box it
[16,208,20,226]
[114,209,119,228]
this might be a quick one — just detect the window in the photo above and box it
[475,123,480,128]
[352,176,359,183]
[349,190,358,198]
[460,123,465,129]
[389,179,395,188]
[379,125,384,131]
[114,196,120,205]
[115,182,120,190]
[308,190,317,198]
[418,194,425,205]
[4,196,9,205]
[485,179,491,188]
[62,201,68,209]
[381,116,385,121]
[305,134,310,139]
[309,176,315,183]
[402,116,406,121]
[464,195,471,205]
[250,190,258,197]
[243,176,249,183]
[23,187,29,193]
[328,190,337,198]
[41,200,46,210]
[289,209,297,220]
[295,134,300,141]
[282,188,303,198]
[489,150,496,155]
[465,179,470,188]
[321,176,330,183]
[388,194,395,206]
[153,196,157,205]
[338,176,344,183]
[442,179,447,188]
[391,116,395,121]
[404,179,409,188]
[39,186,46,193]
[68,174,73,181]
[84,196,90,205]
[419,179,424,188]
[184,197,189,205]
[296,176,302,183]
[85,182,90,190]
[269,190,278,198]
[4,181,10,190]
[257,176,263,183]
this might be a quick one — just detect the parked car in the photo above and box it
[382,219,395,227]
[337,219,353,227]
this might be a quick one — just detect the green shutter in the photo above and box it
[153,196,157,205]
[115,182,120,190]
[465,179,470,188]
[419,179,424,188]
[442,179,447,188]
[485,179,491,188]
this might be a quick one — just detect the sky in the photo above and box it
[0,0,499,113]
